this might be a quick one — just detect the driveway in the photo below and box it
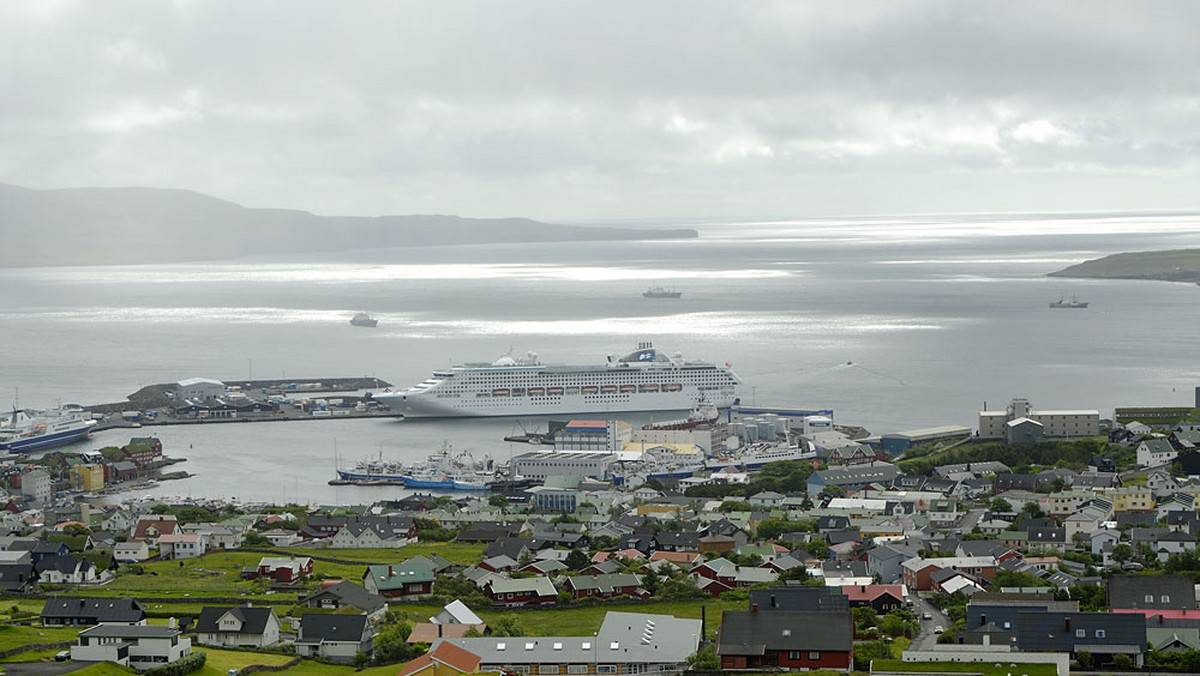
[909,593,948,652]
[0,660,92,676]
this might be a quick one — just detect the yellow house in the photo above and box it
[69,463,105,492]
[1097,486,1154,512]
[635,504,682,516]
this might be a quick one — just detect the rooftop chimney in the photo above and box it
[389,565,394,576]
[751,603,758,613]
[1065,617,1071,631]
[980,613,987,627]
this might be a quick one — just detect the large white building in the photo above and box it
[511,451,617,480]
[979,398,1100,439]
[176,378,226,402]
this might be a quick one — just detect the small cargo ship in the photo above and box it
[350,312,378,327]
[1049,296,1088,309]
[643,287,682,299]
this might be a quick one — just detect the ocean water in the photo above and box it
[2,212,1199,503]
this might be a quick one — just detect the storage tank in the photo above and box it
[756,418,775,440]
[744,424,760,442]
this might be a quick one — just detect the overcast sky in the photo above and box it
[3,1,1198,221]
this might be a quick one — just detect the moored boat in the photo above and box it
[1,405,96,454]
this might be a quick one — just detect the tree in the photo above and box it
[988,497,1012,513]
[372,620,422,665]
[1112,543,1134,563]
[686,645,719,670]
[491,614,525,637]
[489,494,509,509]
[641,568,661,596]
[564,549,591,571]
[1021,501,1045,519]
[805,538,830,560]
[853,606,878,631]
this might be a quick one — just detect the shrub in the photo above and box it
[142,651,206,676]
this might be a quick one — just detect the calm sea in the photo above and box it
[2,212,1199,503]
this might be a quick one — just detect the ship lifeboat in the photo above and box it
[528,387,545,396]
[663,383,683,392]
[547,387,565,396]
[582,386,599,395]
[492,388,510,396]
[619,385,636,393]
[639,383,660,393]
[511,388,526,396]
[601,385,618,394]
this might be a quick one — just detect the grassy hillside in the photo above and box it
[1050,249,1200,283]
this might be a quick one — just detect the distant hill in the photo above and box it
[1049,249,1200,284]
[0,182,696,267]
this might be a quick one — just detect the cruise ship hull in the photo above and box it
[377,389,735,418]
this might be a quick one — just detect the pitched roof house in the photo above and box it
[194,606,281,647]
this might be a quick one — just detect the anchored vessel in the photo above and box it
[350,312,378,327]
[1049,296,1088,309]
[375,342,740,418]
[643,287,682,299]
[1,405,96,454]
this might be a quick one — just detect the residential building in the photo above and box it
[295,613,374,662]
[397,641,483,676]
[1137,438,1179,468]
[1016,611,1146,667]
[302,581,388,622]
[41,598,146,626]
[69,464,105,492]
[564,573,644,600]
[157,533,206,560]
[484,577,557,607]
[363,560,436,600]
[901,556,997,591]
[1108,575,1197,612]
[194,606,281,647]
[113,541,151,563]
[71,625,191,671]
[20,469,51,504]
[717,609,853,671]
[249,556,313,584]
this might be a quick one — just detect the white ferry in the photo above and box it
[375,342,740,418]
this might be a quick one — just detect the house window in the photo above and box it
[1145,595,1154,603]
[568,667,588,674]
[1096,630,1106,638]
[539,666,562,674]
[788,651,802,660]
[1162,595,1170,603]
[809,652,821,660]
[597,666,617,674]
[1075,629,1085,638]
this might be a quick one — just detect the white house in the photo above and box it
[113,541,151,563]
[157,533,207,560]
[295,613,374,662]
[72,625,192,671]
[194,606,281,648]
[1137,439,1179,468]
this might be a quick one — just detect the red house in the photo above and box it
[483,577,557,607]
[901,556,997,591]
[563,573,644,600]
[250,556,314,584]
[718,609,853,671]
[842,584,905,612]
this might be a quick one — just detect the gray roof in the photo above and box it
[1108,574,1197,611]
[195,606,277,635]
[297,613,370,643]
[79,624,181,638]
[750,586,849,612]
[440,611,700,666]
[718,610,852,653]
[42,597,146,624]
[815,463,900,486]
[1017,611,1146,654]
[302,580,386,612]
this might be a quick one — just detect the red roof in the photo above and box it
[565,420,608,429]
[841,584,904,602]
[397,642,481,676]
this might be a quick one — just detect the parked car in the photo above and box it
[934,625,944,634]
[923,612,932,620]
[55,651,71,662]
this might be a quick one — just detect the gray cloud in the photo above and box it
[1,1,1197,220]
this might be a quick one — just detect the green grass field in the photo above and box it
[55,663,136,676]
[471,597,746,639]
[0,624,80,653]
[871,659,1058,676]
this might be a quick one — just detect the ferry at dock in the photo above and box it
[1,405,96,454]
[375,342,740,418]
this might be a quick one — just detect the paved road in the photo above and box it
[0,661,91,676]
[909,593,949,651]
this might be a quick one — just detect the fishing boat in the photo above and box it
[350,312,379,327]
[1049,296,1088,309]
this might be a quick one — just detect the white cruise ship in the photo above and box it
[376,343,740,418]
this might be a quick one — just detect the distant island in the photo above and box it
[0,182,697,267]
[1049,249,1200,284]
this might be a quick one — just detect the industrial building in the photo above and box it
[510,451,616,480]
